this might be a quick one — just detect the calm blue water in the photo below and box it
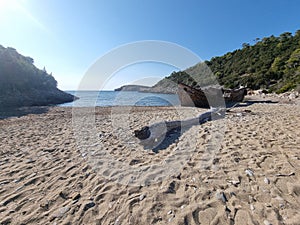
[59,91,180,107]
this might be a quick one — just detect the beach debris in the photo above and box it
[264,177,270,184]
[0,180,10,186]
[40,201,49,211]
[51,206,70,219]
[139,194,146,201]
[250,204,255,211]
[108,201,115,209]
[71,192,81,201]
[168,215,175,223]
[245,169,254,177]
[2,193,22,206]
[43,148,55,153]
[265,203,272,208]
[165,181,176,194]
[134,126,151,140]
[83,201,95,211]
[152,216,163,223]
[275,172,295,177]
[216,191,228,203]
[225,206,232,219]
[134,108,225,149]
[26,158,35,164]
[167,210,175,222]
[59,191,68,200]
[175,173,181,180]
[226,177,240,186]
[129,159,141,166]
[13,177,24,183]
[233,157,240,163]
[263,220,272,225]
[114,217,120,225]
[288,93,297,100]
[248,195,256,203]
[15,185,24,192]
[59,206,70,214]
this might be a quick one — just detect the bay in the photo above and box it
[59,91,180,107]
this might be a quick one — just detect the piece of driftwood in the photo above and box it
[134,108,225,148]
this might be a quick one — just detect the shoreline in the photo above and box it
[1,93,299,120]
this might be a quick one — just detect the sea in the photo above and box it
[59,91,180,107]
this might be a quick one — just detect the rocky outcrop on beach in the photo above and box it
[0,45,77,108]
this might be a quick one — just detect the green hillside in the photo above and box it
[0,45,76,108]
[158,30,300,93]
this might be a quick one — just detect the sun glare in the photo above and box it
[0,0,50,34]
[0,0,18,11]
[0,0,24,17]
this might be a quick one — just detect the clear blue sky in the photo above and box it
[1,0,300,90]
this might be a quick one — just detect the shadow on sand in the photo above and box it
[141,99,279,153]
[236,99,279,107]
[0,106,49,120]
[151,127,188,153]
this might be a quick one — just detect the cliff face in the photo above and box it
[0,45,77,108]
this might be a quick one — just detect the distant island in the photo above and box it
[116,30,300,94]
[114,84,175,94]
[0,45,77,108]
[114,84,151,92]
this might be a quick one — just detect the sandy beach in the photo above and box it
[0,99,300,225]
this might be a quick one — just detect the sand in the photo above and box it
[0,100,300,225]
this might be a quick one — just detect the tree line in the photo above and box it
[160,30,300,93]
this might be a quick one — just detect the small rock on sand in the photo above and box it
[51,206,70,220]
[83,202,95,211]
[264,220,272,225]
[264,177,270,184]
[139,194,146,201]
[216,191,227,203]
[245,169,254,177]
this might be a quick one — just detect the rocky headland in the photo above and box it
[0,45,77,109]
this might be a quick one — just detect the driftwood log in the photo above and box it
[134,108,225,148]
